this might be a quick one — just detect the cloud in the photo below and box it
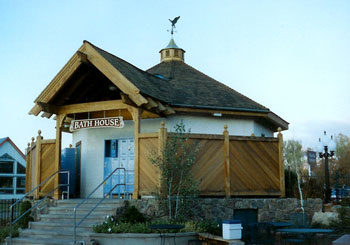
[283,120,350,150]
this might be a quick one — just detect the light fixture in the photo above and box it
[109,84,118,91]
[213,113,222,117]
[317,131,336,203]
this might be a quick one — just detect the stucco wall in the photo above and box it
[73,116,274,198]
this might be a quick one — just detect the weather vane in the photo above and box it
[168,16,180,37]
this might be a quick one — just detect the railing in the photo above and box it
[73,167,126,245]
[8,170,69,245]
[0,199,20,227]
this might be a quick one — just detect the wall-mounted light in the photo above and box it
[109,84,118,91]
[213,113,222,117]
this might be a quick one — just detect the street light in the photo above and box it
[317,131,336,203]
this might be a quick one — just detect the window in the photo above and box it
[16,177,25,194]
[17,163,26,174]
[105,140,118,158]
[165,50,170,57]
[0,161,13,173]
[0,177,13,188]
[174,50,179,57]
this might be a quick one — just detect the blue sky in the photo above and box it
[0,0,349,153]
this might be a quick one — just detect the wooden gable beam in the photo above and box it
[29,104,42,116]
[120,93,137,107]
[57,100,128,114]
[37,102,58,114]
[82,42,148,106]
[144,97,158,110]
[163,106,175,116]
[41,112,53,119]
[157,101,166,112]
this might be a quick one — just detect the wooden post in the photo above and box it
[127,106,141,199]
[278,127,285,197]
[223,125,231,197]
[34,130,42,199]
[25,143,31,193]
[54,115,65,199]
[158,122,167,196]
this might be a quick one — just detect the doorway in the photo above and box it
[104,139,134,198]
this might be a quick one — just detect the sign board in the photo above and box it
[307,151,317,164]
[69,117,124,132]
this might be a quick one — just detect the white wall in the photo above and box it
[0,141,25,166]
[73,115,273,198]
[254,122,274,137]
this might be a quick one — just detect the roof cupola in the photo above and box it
[159,38,185,62]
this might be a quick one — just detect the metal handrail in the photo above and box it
[73,167,126,244]
[9,170,69,245]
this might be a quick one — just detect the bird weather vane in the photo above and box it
[168,16,180,37]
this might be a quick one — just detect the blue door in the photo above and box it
[104,139,134,198]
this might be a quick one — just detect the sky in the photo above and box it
[0,0,349,154]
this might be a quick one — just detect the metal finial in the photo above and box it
[168,16,180,36]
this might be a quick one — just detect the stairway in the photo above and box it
[7,199,125,245]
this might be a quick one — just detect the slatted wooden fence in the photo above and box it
[25,131,57,199]
[138,124,284,197]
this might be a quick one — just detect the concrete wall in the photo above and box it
[72,116,274,198]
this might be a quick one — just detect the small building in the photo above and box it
[0,137,26,199]
[26,37,288,199]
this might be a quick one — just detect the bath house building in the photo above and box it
[26,38,288,200]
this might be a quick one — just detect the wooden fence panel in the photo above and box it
[39,141,56,196]
[25,132,57,199]
[192,139,225,196]
[229,139,281,196]
[139,136,159,196]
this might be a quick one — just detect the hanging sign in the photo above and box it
[69,117,124,132]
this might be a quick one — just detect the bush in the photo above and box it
[18,200,34,228]
[330,198,350,233]
[120,205,147,224]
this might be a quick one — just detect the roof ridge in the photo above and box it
[85,40,164,81]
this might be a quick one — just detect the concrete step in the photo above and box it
[19,228,95,240]
[48,206,117,215]
[39,213,107,223]
[6,237,77,245]
[29,221,98,232]
[56,198,125,206]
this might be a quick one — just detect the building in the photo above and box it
[26,37,288,199]
[0,137,26,199]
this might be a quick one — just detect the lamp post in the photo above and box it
[317,131,336,203]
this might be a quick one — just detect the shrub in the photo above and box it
[120,205,147,224]
[18,200,34,228]
[330,198,350,233]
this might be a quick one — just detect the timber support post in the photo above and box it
[128,106,141,199]
[277,127,285,197]
[223,125,231,197]
[158,122,168,197]
[34,131,42,199]
[54,115,65,199]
